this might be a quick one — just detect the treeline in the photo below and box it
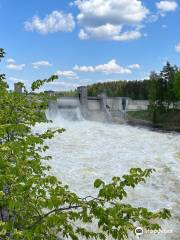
[55,90,77,97]
[87,80,149,99]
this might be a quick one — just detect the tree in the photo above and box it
[174,70,180,101]
[148,72,159,123]
[148,63,179,123]
[0,49,171,239]
[160,62,176,109]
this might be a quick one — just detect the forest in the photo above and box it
[87,80,149,99]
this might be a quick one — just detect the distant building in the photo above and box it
[14,83,23,93]
[44,90,55,96]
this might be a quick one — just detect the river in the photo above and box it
[35,108,180,240]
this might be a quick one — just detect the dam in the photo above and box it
[13,83,149,124]
[48,86,149,123]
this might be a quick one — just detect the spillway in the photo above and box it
[34,108,180,240]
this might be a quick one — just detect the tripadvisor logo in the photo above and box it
[135,227,173,236]
[135,227,144,236]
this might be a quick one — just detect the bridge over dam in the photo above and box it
[48,86,149,123]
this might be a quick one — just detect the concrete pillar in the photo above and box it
[77,86,88,105]
[99,92,107,111]
[99,92,112,122]
[122,97,127,111]
[14,83,23,93]
[122,97,128,121]
[77,86,88,118]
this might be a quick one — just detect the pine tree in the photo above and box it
[174,70,180,101]
[160,62,176,109]
[148,72,159,123]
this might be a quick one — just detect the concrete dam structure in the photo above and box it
[48,86,149,123]
[13,83,149,123]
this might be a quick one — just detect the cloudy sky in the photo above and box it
[0,0,179,91]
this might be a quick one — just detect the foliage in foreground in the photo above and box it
[0,49,171,239]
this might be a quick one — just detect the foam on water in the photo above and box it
[35,109,180,240]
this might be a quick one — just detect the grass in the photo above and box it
[155,110,180,131]
[127,109,180,131]
[127,110,151,122]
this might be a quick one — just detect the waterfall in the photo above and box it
[46,100,83,122]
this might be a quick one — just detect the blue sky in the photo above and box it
[0,0,179,91]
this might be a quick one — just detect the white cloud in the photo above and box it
[147,14,159,23]
[113,30,142,41]
[156,1,178,12]
[24,11,75,34]
[56,70,79,79]
[9,77,25,83]
[6,64,25,71]
[139,74,150,80]
[79,24,122,40]
[6,58,16,63]
[95,60,132,74]
[48,81,80,90]
[75,0,149,41]
[32,61,52,69]
[69,2,75,7]
[78,23,141,41]
[75,0,149,26]
[74,59,132,74]
[128,64,141,69]
[6,59,25,71]
[78,29,89,40]
[73,64,94,72]
[175,43,180,52]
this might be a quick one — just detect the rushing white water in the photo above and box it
[35,108,180,240]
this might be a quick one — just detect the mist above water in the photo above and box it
[35,107,180,240]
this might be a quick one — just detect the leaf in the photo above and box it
[94,179,104,188]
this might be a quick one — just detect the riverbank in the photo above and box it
[127,110,180,132]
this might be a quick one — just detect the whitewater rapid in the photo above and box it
[35,109,180,240]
